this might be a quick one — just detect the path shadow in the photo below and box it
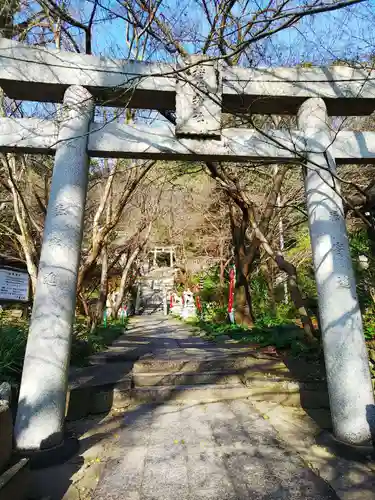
[282,354,333,430]
[26,316,375,499]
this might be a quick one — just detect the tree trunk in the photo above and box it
[234,270,254,327]
[228,203,255,326]
[1,154,39,296]
[219,259,225,307]
[261,262,276,314]
[78,293,90,322]
[274,255,317,344]
[249,220,318,344]
[21,239,38,296]
[91,245,109,332]
[113,222,152,317]
[113,246,140,318]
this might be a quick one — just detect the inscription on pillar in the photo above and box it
[176,55,222,138]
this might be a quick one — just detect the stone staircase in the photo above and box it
[131,347,329,408]
[136,267,175,315]
[67,316,330,423]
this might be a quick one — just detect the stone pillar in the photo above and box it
[162,285,167,316]
[15,86,94,452]
[135,283,141,314]
[298,98,375,445]
[153,248,157,267]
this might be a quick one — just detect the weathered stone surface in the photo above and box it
[67,362,132,419]
[69,362,133,390]
[0,458,29,500]
[4,116,375,164]
[66,386,91,421]
[0,405,12,472]
[0,382,11,406]
[131,384,251,404]
[299,97,375,445]
[133,370,242,387]
[253,401,375,500]
[133,351,283,374]
[14,85,95,452]
[3,38,375,115]
[93,399,339,500]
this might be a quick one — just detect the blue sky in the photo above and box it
[16,0,375,67]
[85,0,375,66]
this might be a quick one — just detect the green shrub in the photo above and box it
[70,318,128,366]
[0,318,28,383]
[201,302,227,323]
[195,318,315,355]
[362,307,375,341]
[250,272,271,317]
[0,315,129,384]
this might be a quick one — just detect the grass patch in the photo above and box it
[0,315,129,385]
[193,319,318,357]
[0,318,28,385]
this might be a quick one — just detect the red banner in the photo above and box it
[228,266,235,313]
[196,295,202,312]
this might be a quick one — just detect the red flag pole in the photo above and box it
[228,265,235,323]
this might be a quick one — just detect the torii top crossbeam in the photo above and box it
[1,39,375,164]
[1,37,375,116]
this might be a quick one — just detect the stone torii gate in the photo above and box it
[151,246,176,268]
[0,38,375,452]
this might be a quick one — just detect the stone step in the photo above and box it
[243,379,329,408]
[133,352,291,376]
[133,369,328,392]
[0,458,30,500]
[132,369,329,408]
[130,383,252,404]
[133,370,243,387]
[67,362,132,420]
[90,346,151,363]
[67,371,328,421]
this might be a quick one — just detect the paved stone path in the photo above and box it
[92,316,340,500]
[93,399,340,500]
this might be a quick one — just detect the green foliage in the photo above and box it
[350,229,371,258]
[201,302,227,323]
[253,303,295,329]
[0,315,128,384]
[362,307,375,341]
[287,228,311,256]
[250,272,270,318]
[198,265,227,303]
[0,319,28,384]
[250,271,299,326]
[348,229,375,340]
[195,319,315,356]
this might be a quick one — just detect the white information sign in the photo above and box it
[0,267,29,302]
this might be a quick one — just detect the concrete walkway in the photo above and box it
[91,316,340,500]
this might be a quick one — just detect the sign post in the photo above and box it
[0,267,29,303]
